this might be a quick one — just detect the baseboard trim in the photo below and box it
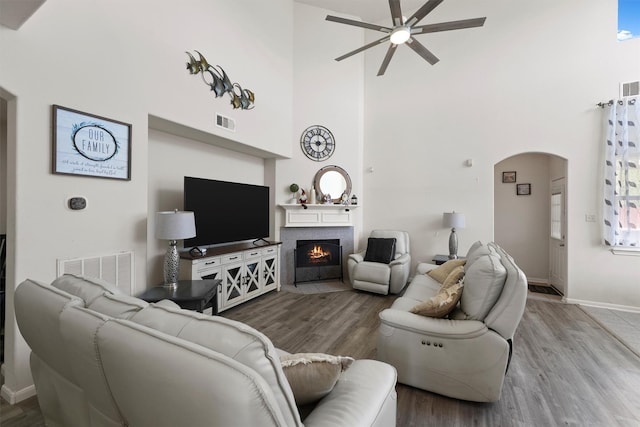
[565,298,640,314]
[1,383,36,404]
[527,277,549,285]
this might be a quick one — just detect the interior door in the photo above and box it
[549,178,567,295]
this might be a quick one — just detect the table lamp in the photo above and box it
[443,211,465,259]
[156,210,196,287]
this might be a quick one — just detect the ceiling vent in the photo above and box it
[620,81,640,98]
[216,113,236,132]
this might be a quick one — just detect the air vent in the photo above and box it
[216,113,236,132]
[620,81,640,98]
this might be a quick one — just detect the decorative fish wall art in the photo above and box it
[186,50,255,110]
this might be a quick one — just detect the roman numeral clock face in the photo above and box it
[300,125,335,161]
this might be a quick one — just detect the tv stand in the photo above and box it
[252,237,270,246]
[179,241,281,313]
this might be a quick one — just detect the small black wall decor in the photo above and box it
[186,50,255,110]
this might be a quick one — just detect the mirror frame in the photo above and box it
[313,165,352,204]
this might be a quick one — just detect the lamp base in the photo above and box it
[448,228,458,259]
[163,240,180,287]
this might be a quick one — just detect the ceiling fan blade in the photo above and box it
[406,37,439,65]
[335,35,391,61]
[389,0,403,26]
[405,0,444,26]
[377,44,398,76]
[412,17,486,34]
[326,15,391,33]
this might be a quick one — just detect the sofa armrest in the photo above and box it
[379,308,488,339]
[304,360,397,427]
[416,262,437,275]
[389,253,410,267]
[348,252,365,263]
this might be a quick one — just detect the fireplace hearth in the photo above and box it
[294,239,342,285]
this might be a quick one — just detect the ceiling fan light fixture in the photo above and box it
[390,26,411,44]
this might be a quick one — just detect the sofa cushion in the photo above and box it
[131,305,301,426]
[409,282,463,318]
[427,259,466,283]
[465,240,483,259]
[88,293,148,320]
[280,353,354,405]
[464,243,498,271]
[52,274,121,305]
[364,238,396,264]
[461,254,507,320]
[354,261,391,283]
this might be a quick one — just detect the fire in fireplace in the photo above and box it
[294,239,342,284]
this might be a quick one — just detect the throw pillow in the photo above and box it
[427,259,466,283]
[363,237,397,264]
[460,253,507,320]
[410,282,464,318]
[280,353,354,405]
[441,265,465,289]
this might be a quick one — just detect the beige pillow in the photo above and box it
[280,353,354,405]
[442,265,465,289]
[427,259,466,283]
[410,282,464,318]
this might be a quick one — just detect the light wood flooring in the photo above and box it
[2,289,640,426]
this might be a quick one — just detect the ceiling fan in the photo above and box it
[326,0,486,76]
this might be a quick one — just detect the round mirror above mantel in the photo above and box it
[313,165,352,204]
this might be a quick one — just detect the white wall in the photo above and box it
[494,154,552,282]
[0,0,293,402]
[147,129,266,286]
[362,0,640,308]
[274,3,364,243]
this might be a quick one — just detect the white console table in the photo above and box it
[279,204,359,227]
[180,241,281,313]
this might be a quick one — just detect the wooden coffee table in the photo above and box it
[138,279,220,314]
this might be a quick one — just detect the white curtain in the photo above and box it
[603,97,640,247]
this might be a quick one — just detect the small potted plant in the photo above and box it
[289,183,299,204]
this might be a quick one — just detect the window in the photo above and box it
[615,154,640,233]
[550,193,562,240]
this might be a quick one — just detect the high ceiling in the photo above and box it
[295,0,431,24]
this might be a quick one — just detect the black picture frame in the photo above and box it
[517,183,531,196]
[502,171,516,183]
[52,105,132,180]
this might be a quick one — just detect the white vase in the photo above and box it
[309,187,316,205]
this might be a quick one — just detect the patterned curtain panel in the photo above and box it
[603,97,640,247]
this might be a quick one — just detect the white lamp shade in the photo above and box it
[443,212,465,229]
[155,211,196,240]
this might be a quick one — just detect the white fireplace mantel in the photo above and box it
[279,203,359,227]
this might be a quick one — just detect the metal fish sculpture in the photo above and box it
[185,50,255,110]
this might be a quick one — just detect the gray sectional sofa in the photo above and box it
[377,242,527,402]
[14,275,398,426]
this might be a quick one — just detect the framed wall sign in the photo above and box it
[502,171,516,183]
[52,105,132,180]
[517,183,531,195]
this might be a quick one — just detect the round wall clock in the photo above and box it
[300,125,335,161]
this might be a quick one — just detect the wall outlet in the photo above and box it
[585,214,596,222]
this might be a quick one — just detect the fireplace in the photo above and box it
[294,239,342,285]
[279,226,354,286]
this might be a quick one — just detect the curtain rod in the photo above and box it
[597,100,614,108]
[597,99,637,108]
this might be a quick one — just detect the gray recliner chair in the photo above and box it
[348,230,411,295]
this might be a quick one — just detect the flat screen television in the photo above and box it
[184,176,270,247]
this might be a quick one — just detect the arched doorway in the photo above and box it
[494,152,568,296]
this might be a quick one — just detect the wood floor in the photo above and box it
[2,289,639,426]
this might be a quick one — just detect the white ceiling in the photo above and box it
[295,0,431,24]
